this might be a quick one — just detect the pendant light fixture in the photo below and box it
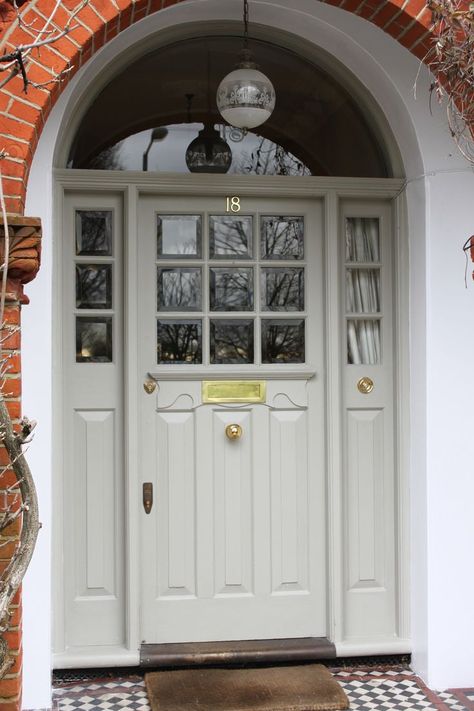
[216,0,276,131]
[185,60,232,174]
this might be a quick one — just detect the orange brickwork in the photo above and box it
[0,0,447,708]
[0,218,41,711]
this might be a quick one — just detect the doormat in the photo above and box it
[145,663,350,711]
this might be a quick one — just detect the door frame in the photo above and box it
[52,171,410,667]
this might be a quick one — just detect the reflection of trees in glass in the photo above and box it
[157,321,202,363]
[210,217,252,257]
[76,265,112,309]
[211,321,254,364]
[263,268,304,311]
[76,211,112,255]
[262,320,305,363]
[261,217,304,259]
[158,269,201,310]
[76,318,112,362]
[86,142,124,170]
[211,268,253,311]
[235,138,311,176]
[157,216,201,257]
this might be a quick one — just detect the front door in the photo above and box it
[138,192,326,644]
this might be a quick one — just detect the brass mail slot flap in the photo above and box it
[202,380,266,404]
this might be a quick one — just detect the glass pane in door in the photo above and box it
[209,215,253,258]
[210,319,254,364]
[157,319,202,363]
[210,268,254,311]
[157,267,202,311]
[261,319,305,363]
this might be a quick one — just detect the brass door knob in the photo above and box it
[144,379,157,394]
[226,423,242,440]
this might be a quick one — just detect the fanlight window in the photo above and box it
[67,36,391,178]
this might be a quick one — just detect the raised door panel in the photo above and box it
[155,411,196,599]
[270,409,309,594]
[213,409,254,596]
[67,409,124,646]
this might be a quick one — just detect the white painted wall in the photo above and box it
[21,0,474,706]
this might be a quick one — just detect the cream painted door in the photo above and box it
[138,193,326,644]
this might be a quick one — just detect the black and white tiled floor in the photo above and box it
[48,668,474,711]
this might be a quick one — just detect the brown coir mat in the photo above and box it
[145,664,350,711]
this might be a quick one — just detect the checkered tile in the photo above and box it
[44,669,474,711]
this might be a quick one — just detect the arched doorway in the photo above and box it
[50,16,409,669]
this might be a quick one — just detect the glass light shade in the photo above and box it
[185,124,232,174]
[217,65,276,130]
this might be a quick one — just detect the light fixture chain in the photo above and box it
[243,0,249,48]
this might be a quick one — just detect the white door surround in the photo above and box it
[53,172,410,668]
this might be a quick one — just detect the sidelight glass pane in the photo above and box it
[346,268,380,313]
[210,267,253,311]
[347,318,381,364]
[157,267,201,311]
[76,264,112,309]
[261,267,304,311]
[209,215,253,258]
[210,319,254,364]
[260,216,304,260]
[157,319,202,363]
[261,319,305,363]
[157,215,202,257]
[345,217,380,262]
[75,210,112,255]
[76,317,112,362]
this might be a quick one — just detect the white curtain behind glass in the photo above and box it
[346,218,381,365]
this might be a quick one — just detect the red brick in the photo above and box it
[118,6,133,31]
[1,378,21,399]
[0,470,21,489]
[0,541,21,561]
[5,401,21,420]
[5,197,25,216]
[5,650,21,678]
[0,179,24,198]
[91,0,120,23]
[4,355,21,376]
[49,35,81,62]
[8,101,41,126]
[2,631,21,652]
[1,330,20,350]
[69,22,93,47]
[2,308,20,326]
[399,24,430,49]
[0,698,22,711]
[384,17,410,39]
[337,0,364,11]
[0,677,22,698]
[0,117,35,143]
[77,4,108,33]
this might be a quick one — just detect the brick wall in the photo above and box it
[0,219,41,711]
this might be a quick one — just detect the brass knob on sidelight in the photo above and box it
[357,376,374,394]
[226,423,242,440]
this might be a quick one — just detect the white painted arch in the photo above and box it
[22,1,474,708]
